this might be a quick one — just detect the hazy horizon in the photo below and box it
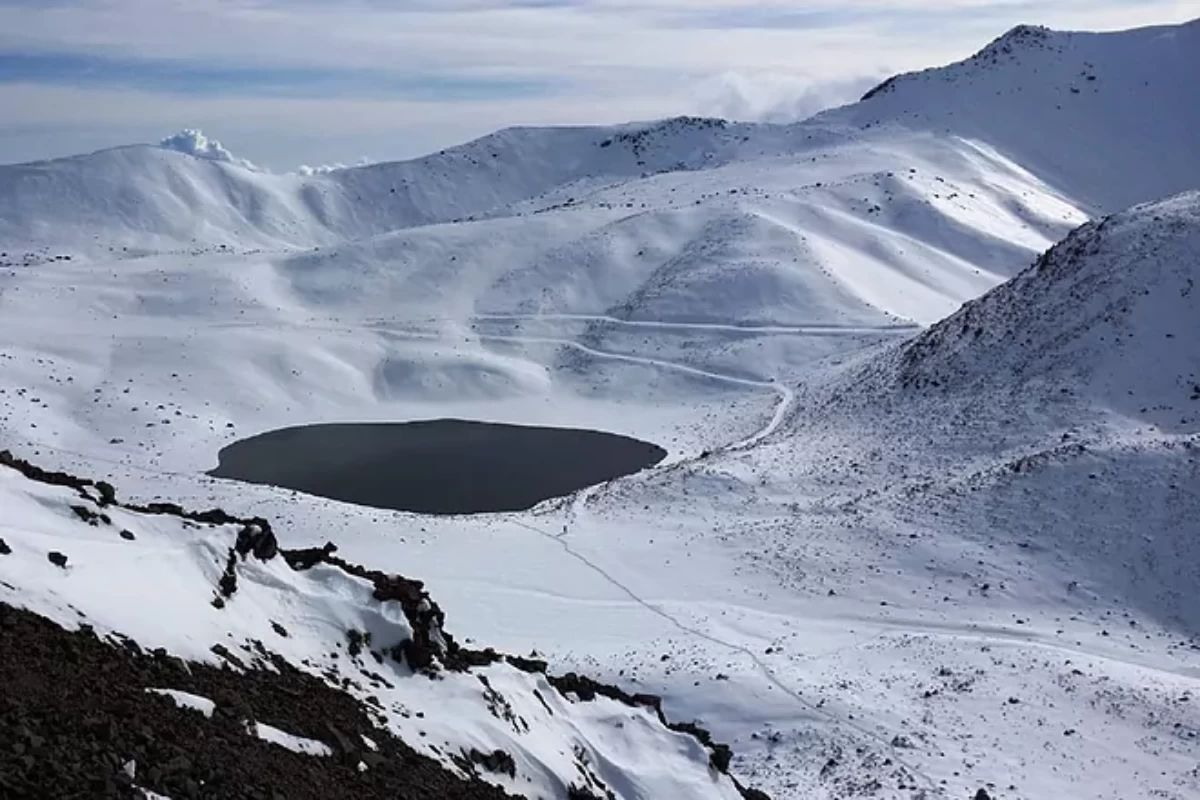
[0,1,1194,171]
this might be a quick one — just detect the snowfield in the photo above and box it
[1,17,1199,800]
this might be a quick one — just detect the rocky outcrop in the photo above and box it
[0,450,770,799]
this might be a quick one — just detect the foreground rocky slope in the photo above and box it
[0,450,761,800]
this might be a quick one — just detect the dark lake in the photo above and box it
[208,419,667,515]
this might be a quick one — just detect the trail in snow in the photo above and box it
[506,513,938,792]
[456,330,797,447]
[451,323,796,534]
[458,313,920,336]
[477,326,936,787]
[188,317,800,450]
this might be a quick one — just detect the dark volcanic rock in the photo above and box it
[464,748,517,778]
[0,449,772,800]
[0,603,515,800]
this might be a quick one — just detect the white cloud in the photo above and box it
[691,71,884,123]
[296,156,374,176]
[159,129,258,170]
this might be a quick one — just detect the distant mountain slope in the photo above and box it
[0,118,817,253]
[825,19,1200,210]
[0,145,315,252]
[3,19,1198,256]
[847,191,1199,431]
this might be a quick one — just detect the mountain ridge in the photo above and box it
[826,17,1200,210]
[3,18,1198,254]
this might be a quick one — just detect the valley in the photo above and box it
[1,17,1198,800]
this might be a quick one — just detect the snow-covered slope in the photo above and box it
[0,450,755,800]
[0,118,823,253]
[678,192,1200,798]
[827,19,1200,210]
[841,190,1200,428]
[4,19,1196,259]
[3,20,1196,334]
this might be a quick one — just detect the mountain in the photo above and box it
[827,19,1200,210]
[2,17,1200,800]
[2,20,1197,332]
[0,118,819,253]
[3,20,1196,257]
[839,191,1200,430]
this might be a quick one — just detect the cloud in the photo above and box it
[296,163,341,176]
[692,71,884,123]
[159,129,257,170]
[296,156,374,176]
[0,50,563,100]
[0,0,1194,167]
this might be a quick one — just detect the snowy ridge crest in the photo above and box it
[859,23,1057,101]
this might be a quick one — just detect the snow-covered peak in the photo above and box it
[830,18,1200,210]
[974,23,1055,58]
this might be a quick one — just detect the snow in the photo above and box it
[251,722,334,758]
[1,15,1198,800]
[0,465,746,799]
[145,688,216,718]
[821,19,1200,211]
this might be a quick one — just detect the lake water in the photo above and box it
[209,419,667,515]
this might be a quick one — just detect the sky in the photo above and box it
[0,0,1195,171]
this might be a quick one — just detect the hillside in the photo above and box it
[0,449,757,800]
[826,19,1200,210]
[680,193,1200,798]
[1,20,1195,334]
[844,191,1200,430]
[0,118,816,253]
[0,19,1196,258]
